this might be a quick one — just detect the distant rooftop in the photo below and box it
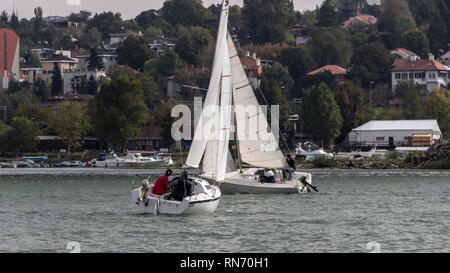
[392,58,449,72]
[307,65,347,75]
[354,120,441,132]
[342,14,377,28]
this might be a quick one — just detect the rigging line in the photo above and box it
[257,86,291,152]
[231,29,291,153]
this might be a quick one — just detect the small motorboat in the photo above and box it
[131,173,221,215]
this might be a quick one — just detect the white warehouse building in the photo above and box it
[348,120,442,147]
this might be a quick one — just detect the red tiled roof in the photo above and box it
[240,55,262,77]
[391,59,449,71]
[307,65,347,75]
[343,14,377,28]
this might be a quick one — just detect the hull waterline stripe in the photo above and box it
[189,196,221,204]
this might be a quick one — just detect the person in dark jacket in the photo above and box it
[169,171,193,201]
[283,154,296,180]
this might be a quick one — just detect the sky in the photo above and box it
[2,0,324,20]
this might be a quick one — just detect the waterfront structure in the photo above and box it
[0,28,20,90]
[391,54,449,92]
[348,120,442,147]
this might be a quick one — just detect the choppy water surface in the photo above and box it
[0,168,449,253]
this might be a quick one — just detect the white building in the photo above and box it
[63,70,106,94]
[391,54,449,92]
[348,120,442,147]
[20,67,43,84]
[76,53,118,72]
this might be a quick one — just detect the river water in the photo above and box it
[0,168,449,253]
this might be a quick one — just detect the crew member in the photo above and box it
[283,154,296,180]
[153,169,173,195]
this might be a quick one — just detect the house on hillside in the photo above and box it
[391,54,449,92]
[390,48,418,60]
[241,51,262,89]
[348,120,442,147]
[342,14,377,28]
[439,51,450,66]
[38,54,78,86]
[307,65,347,83]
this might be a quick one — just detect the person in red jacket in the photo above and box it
[153,169,172,195]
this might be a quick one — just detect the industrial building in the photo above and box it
[348,120,442,147]
[0,28,20,90]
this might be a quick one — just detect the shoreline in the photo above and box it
[0,167,449,177]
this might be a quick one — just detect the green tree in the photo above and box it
[242,0,296,44]
[144,50,183,86]
[78,27,102,49]
[262,62,294,97]
[69,10,92,24]
[174,26,214,66]
[117,36,154,71]
[88,75,148,149]
[302,83,343,146]
[428,12,447,55]
[401,28,429,58]
[306,27,353,68]
[377,0,416,48]
[135,9,159,30]
[52,102,87,158]
[423,89,450,137]
[88,12,123,39]
[2,116,40,153]
[161,0,214,28]
[258,77,291,134]
[88,47,104,71]
[277,47,316,97]
[317,0,338,27]
[395,81,423,119]
[9,11,19,29]
[332,81,364,142]
[87,75,98,94]
[349,42,395,87]
[0,11,8,23]
[51,64,62,96]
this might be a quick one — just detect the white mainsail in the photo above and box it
[227,34,288,169]
[185,0,230,170]
[187,0,286,180]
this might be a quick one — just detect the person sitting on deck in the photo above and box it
[264,168,275,183]
[153,169,173,195]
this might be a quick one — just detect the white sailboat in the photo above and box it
[185,0,314,194]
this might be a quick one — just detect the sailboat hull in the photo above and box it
[202,169,313,194]
[218,179,301,194]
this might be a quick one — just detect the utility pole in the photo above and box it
[369,81,375,108]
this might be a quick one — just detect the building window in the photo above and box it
[376,137,385,141]
[395,73,401,79]
[409,73,414,79]
[402,73,408,79]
